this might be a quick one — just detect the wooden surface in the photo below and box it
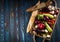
[0,0,60,42]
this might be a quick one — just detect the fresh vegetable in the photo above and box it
[37,14,44,20]
[47,34,51,38]
[47,19,55,25]
[50,11,54,14]
[44,22,52,32]
[34,20,41,24]
[35,29,46,34]
[40,7,50,13]
[37,23,45,30]
[44,29,48,33]
[43,14,54,19]
[54,9,59,15]
[54,15,57,17]
[35,25,38,28]
[44,16,49,21]
[37,13,54,20]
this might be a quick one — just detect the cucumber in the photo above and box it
[43,14,54,19]
[37,14,44,20]
[44,22,52,32]
[37,14,54,19]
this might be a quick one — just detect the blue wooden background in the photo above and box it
[0,0,60,42]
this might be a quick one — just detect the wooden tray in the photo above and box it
[26,0,60,42]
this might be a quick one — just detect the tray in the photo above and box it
[26,0,60,42]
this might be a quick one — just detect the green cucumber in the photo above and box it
[44,22,52,32]
[37,14,44,20]
[43,14,54,19]
[37,14,54,20]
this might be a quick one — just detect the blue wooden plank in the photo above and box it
[9,2,14,42]
[0,9,5,42]
[0,7,1,42]
[18,0,26,42]
[15,7,19,42]
[9,0,15,42]
[14,2,19,42]
[19,8,25,42]
[0,1,5,42]
[10,10,14,42]
[18,2,23,42]
[4,0,10,42]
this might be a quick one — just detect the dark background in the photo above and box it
[0,0,60,42]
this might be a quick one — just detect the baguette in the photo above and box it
[27,10,38,33]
